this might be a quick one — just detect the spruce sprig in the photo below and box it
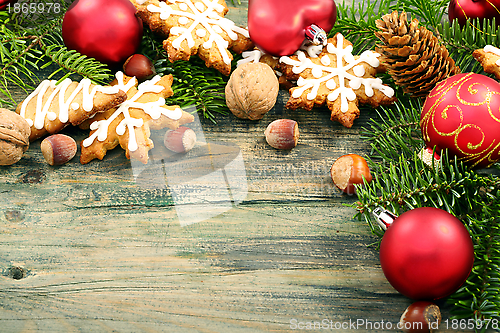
[437,18,500,73]
[449,215,500,330]
[354,81,500,329]
[158,57,229,123]
[331,0,394,52]
[38,30,112,84]
[0,0,112,107]
[394,0,449,30]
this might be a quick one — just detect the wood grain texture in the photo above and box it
[0,1,464,332]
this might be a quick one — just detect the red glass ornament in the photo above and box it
[62,0,143,68]
[247,0,337,56]
[421,73,500,169]
[0,0,17,10]
[448,0,500,27]
[377,207,474,300]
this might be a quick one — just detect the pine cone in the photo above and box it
[375,11,460,97]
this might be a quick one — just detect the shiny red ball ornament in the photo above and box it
[448,0,500,27]
[421,73,500,169]
[62,0,143,67]
[247,0,337,56]
[0,0,17,10]
[378,207,474,300]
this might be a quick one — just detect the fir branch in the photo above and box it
[360,99,422,162]
[354,87,500,329]
[330,0,394,52]
[157,57,229,123]
[38,31,112,84]
[0,2,114,107]
[436,18,500,73]
[448,214,500,328]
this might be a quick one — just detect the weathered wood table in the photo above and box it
[0,1,471,332]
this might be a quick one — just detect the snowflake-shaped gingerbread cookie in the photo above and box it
[80,72,194,164]
[131,0,253,75]
[278,33,396,128]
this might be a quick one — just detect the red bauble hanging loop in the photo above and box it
[378,207,474,300]
[420,72,500,169]
[247,0,337,56]
[448,0,500,27]
[62,0,143,68]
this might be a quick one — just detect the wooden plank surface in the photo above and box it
[0,1,471,332]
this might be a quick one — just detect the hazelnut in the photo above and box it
[400,301,441,333]
[164,126,197,153]
[123,54,156,81]
[0,108,31,166]
[264,119,299,149]
[40,134,77,165]
[225,62,279,120]
[330,154,372,195]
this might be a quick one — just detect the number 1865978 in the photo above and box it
[443,318,499,330]
[7,2,61,14]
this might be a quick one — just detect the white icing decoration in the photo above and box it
[279,33,395,113]
[82,72,184,153]
[145,0,249,65]
[194,1,205,11]
[196,29,207,37]
[19,78,119,130]
[484,45,500,66]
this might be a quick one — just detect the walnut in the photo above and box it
[0,108,31,165]
[225,62,279,120]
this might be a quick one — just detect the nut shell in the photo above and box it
[400,301,441,333]
[40,134,77,166]
[0,108,31,166]
[330,154,372,195]
[164,127,197,153]
[123,54,156,81]
[225,62,279,120]
[264,119,299,149]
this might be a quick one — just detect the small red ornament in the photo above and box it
[247,0,337,56]
[448,0,500,27]
[420,73,500,169]
[62,0,143,67]
[375,207,474,300]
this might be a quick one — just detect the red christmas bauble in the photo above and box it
[421,73,500,169]
[0,0,17,10]
[379,207,474,300]
[448,0,500,27]
[62,0,143,67]
[247,0,337,56]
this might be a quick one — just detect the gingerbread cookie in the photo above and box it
[473,45,500,80]
[80,72,194,164]
[131,0,253,75]
[278,33,396,128]
[16,78,127,141]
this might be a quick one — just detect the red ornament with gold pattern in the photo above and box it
[448,0,500,27]
[420,72,500,169]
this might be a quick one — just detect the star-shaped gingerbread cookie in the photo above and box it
[80,72,194,164]
[473,45,500,80]
[278,33,396,128]
[131,0,254,75]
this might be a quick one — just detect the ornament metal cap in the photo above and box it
[304,24,327,46]
[372,207,397,230]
